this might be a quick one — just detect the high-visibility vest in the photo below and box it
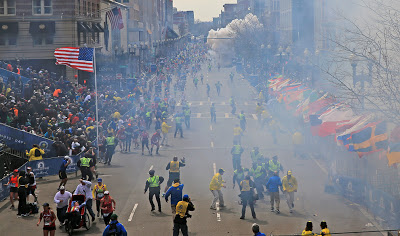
[240,180,251,192]
[175,117,182,124]
[250,166,263,179]
[268,160,281,172]
[184,109,191,116]
[148,176,160,187]
[234,169,245,181]
[234,127,242,136]
[146,112,151,118]
[251,150,262,163]
[106,136,115,146]
[169,161,180,173]
[176,200,189,218]
[239,114,245,120]
[80,157,90,167]
[232,145,242,155]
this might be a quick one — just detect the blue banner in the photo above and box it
[0,68,30,84]
[0,123,56,158]
[0,154,82,201]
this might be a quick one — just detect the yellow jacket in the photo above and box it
[92,183,107,199]
[282,175,298,192]
[292,131,303,145]
[209,173,224,190]
[256,105,264,115]
[27,147,44,161]
[162,122,172,133]
[233,127,242,136]
[319,228,330,236]
[302,230,314,236]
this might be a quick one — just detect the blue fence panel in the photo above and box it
[0,123,56,158]
[0,68,30,84]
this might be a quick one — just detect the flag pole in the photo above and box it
[93,48,100,152]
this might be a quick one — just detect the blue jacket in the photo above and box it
[266,176,282,192]
[103,220,127,236]
[255,233,267,236]
[165,183,184,205]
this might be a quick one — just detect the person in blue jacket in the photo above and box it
[165,179,184,216]
[266,171,283,214]
[252,223,266,236]
[103,214,127,236]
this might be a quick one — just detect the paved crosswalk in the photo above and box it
[176,101,258,107]
[174,113,259,120]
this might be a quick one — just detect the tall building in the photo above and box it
[314,0,336,51]
[221,4,237,27]
[280,0,314,50]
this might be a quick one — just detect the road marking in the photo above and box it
[225,113,229,118]
[200,102,203,105]
[208,97,210,102]
[213,163,216,174]
[252,114,258,120]
[311,157,328,175]
[149,165,153,171]
[244,102,248,105]
[197,113,201,118]
[217,212,221,222]
[189,102,192,106]
[100,175,113,177]
[210,125,213,131]
[211,141,214,148]
[128,203,138,222]
[221,102,226,105]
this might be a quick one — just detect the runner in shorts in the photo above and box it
[59,156,71,188]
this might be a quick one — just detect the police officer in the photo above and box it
[145,110,152,129]
[240,175,256,220]
[144,170,164,212]
[105,133,118,165]
[230,141,244,170]
[164,156,186,193]
[268,155,283,176]
[238,110,246,131]
[77,153,94,181]
[233,167,247,190]
[230,96,236,114]
[174,113,184,138]
[250,147,263,164]
[184,107,191,129]
[250,162,265,200]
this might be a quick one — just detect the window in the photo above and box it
[0,0,16,15]
[33,0,52,15]
[33,35,53,45]
[0,34,17,46]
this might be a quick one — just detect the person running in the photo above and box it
[215,81,222,96]
[193,77,199,89]
[266,171,283,214]
[4,169,19,209]
[230,72,234,83]
[100,191,116,226]
[74,179,96,221]
[140,129,151,155]
[125,123,133,152]
[37,203,57,236]
[92,178,107,217]
[210,103,216,123]
[239,175,256,219]
[184,107,191,129]
[206,83,211,97]
[209,168,226,210]
[174,112,184,138]
[173,195,195,236]
[282,170,298,213]
[233,167,247,190]
[144,170,164,212]
[161,119,172,146]
[238,110,247,131]
[231,141,244,170]
[252,223,267,236]
[105,133,118,165]
[150,129,162,155]
[229,96,236,114]
[200,74,204,84]
[233,124,243,144]
[116,125,126,153]
[165,179,184,217]
[164,156,186,193]
[302,221,314,236]
[103,214,127,236]
[319,221,331,236]
[59,156,71,188]
[17,170,28,216]
[250,162,266,200]
[26,167,37,202]
[54,185,72,227]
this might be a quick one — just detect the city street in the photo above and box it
[0,66,384,236]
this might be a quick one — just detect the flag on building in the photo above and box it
[54,47,94,72]
[106,7,124,30]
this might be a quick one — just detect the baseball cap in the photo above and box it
[59,186,65,190]
[97,178,102,182]
[26,167,32,170]
[183,194,189,200]
[218,168,225,173]
[110,214,118,220]
[42,203,50,207]
[13,169,18,173]
[288,170,292,175]
[104,191,110,195]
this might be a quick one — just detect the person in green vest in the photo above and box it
[174,112,184,138]
[230,141,244,170]
[250,147,263,164]
[239,175,256,220]
[105,133,118,165]
[230,96,236,114]
[145,110,152,129]
[250,162,266,200]
[238,110,247,131]
[184,107,191,129]
[268,155,283,176]
[144,170,164,212]
[77,153,94,181]
[233,167,248,190]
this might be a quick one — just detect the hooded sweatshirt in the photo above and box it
[165,183,184,205]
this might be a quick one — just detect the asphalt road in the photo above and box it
[0,66,384,236]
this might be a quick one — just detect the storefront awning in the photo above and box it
[0,22,18,35]
[29,21,55,34]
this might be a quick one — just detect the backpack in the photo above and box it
[29,202,39,214]
[107,222,119,236]
[34,148,41,157]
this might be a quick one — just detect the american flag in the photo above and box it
[54,47,94,72]
[106,7,124,30]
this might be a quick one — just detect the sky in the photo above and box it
[174,0,237,22]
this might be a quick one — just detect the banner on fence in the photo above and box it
[0,123,56,158]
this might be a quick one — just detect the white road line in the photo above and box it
[244,102,249,106]
[221,102,226,105]
[213,163,216,174]
[149,165,153,171]
[217,212,221,222]
[189,102,192,106]
[225,113,229,118]
[128,203,138,222]
[211,141,214,148]
[197,113,201,118]
[252,114,258,120]
[208,97,210,102]
[210,125,213,131]
[200,102,203,105]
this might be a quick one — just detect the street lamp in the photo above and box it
[349,49,372,109]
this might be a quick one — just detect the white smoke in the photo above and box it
[207,13,263,65]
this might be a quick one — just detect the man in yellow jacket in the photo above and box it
[161,119,172,146]
[26,144,44,161]
[209,168,226,210]
[282,170,298,213]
